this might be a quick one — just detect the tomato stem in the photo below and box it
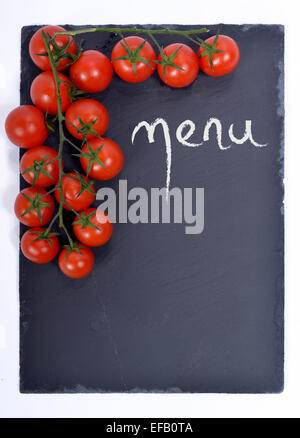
[55,27,209,37]
[41,31,74,246]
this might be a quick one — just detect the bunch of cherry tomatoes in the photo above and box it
[5,25,240,279]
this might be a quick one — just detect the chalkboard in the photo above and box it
[19,24,284,393]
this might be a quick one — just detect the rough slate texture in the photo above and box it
[19,24,284,393]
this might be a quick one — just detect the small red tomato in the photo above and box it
[58,245,95,279]
[14,187,55,227]
[21,227,59,263]
[157,43,199,88]
[65,99,109,140]
[29,25,77,71]
[73,208,113,247]
[20,145,60,188]
[111,36,156,83]
[55,172,95,211]
[80,137,123,180]
[30,71,71,114]
[69,50,113,93]
[5,105,48,148]
[198,34,240,77]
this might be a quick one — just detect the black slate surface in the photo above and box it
[19,24,284,393]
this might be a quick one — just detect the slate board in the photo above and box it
[19,24,284,393]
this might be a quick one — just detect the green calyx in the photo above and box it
[29,229,60,247]
[38,32,82,69]
[21,190,52,224]
[67,170,95,197]
[44,111,57,132]
[22,154,55,186]
[112,38,153,77]
[73,210,101,231]
[74,141,107,177]
[67,116,101,144]
[198,31,224,71]
[152,45,184,82]
[63,242,84,260]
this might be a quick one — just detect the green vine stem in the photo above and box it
[55,27,209,38]
[41,30,74,245]
[39,26,209,246]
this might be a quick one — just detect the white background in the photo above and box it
[0,0,299,418]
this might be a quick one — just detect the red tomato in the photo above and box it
[14,187,55,227]
[30,71,71,114]
[69,50,113,93]
[58,245,94,278]
[21,227,59,263]
[29,25,77,71]
[73,208,113,247]
[80,137,124,180]
[20,145,60,188]
[5,105,48,148]
[111,36,156,83]
[198,35,240,77]
[55,172,95,211]
[65,99,109,140]
[157,43,199,88]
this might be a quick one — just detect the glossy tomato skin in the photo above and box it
[29,25,77,71]
[5,105,48,148]
[58,246,94,279]
[73,208,113,247]
[69,50,113,93]
[21,227,59,263]
[198,35,240,77]
[157,43,199,88]
[14,187,55,227]
[55,172,95,211]
[111,36,157,83]
[20,145,60,187]
[81,137,124,180]
[30,71,71,114]
[65,99,109,140]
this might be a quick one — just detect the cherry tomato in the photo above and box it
[73,208,113,247]
[111,36,156,83]
[30,71,71,114]
[55,172,95,211]
[14,187,55,227]
[58,245,94,279]
[69,50,113,93]
[65,99,109,140]
[80,137,124,180]
[157,43,199,88]
[20,145,60,188]
[21,227,59,263]
[198,35,240,77]
[5,105,48,148]
[29,25,77,71]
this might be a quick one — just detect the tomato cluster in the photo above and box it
[5,25,240,279]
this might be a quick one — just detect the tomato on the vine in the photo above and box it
[30,71,71,114]
[20,145,60,187]
[14,187,55,227]
[29,25,77,72]
[73,208,113,247]
[111,36,157,83]
[69,50,113,93]
[80,137,124,180]
[58,245,94,278]
[198,34,240,77]
[54,172,95,211]
[156,43,199,88]
[65,99,109,140]
[21,227,59,263]
[5,105,48,148]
